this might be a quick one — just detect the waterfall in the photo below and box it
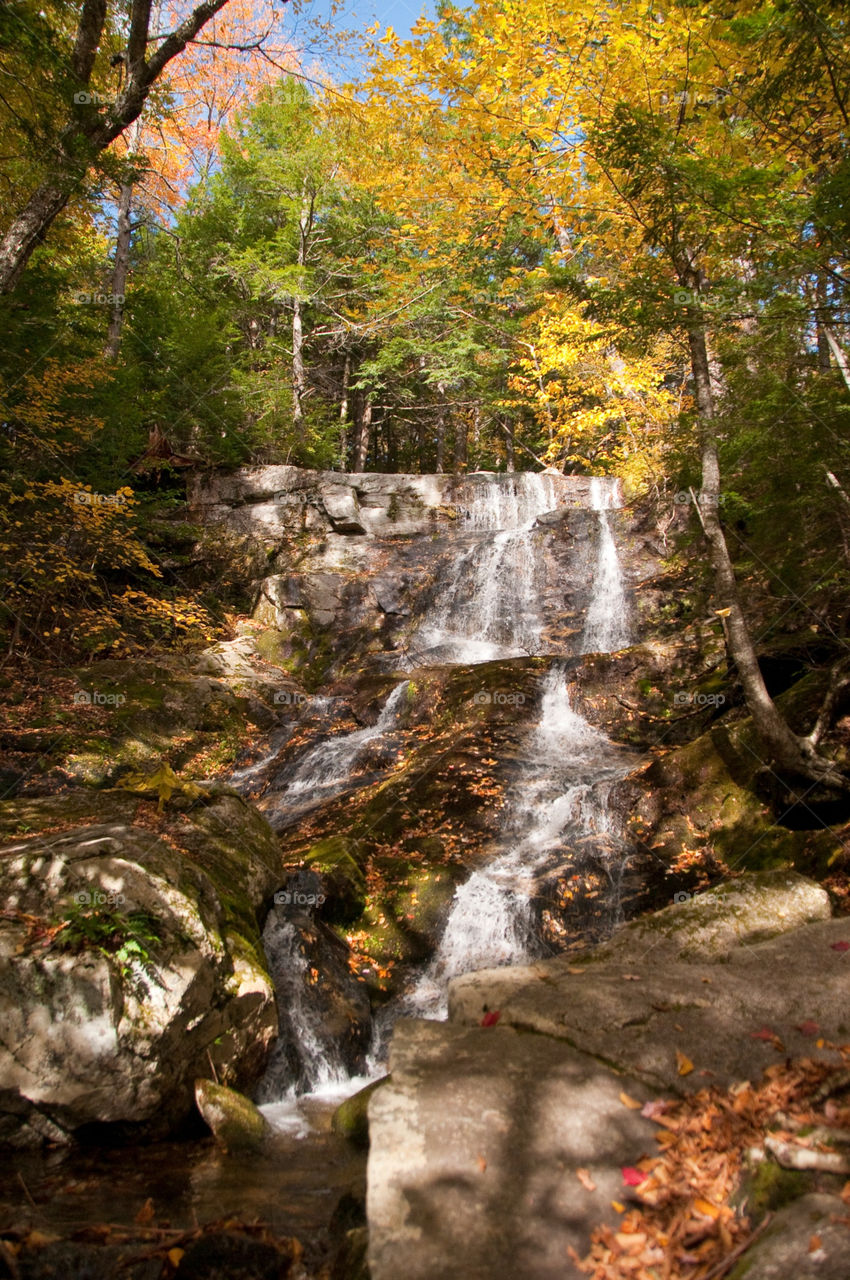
[249,469,636,1106]
[408,667,634,1017]
[263,681,408,827]
[256,917,349,1101]
[582,475,631,653]
[412,474,563,665]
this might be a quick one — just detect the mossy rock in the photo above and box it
[331,1077,388,1147]
[738,1156,810,1217]
[303,836,366,924]
[194,1079,270,1151]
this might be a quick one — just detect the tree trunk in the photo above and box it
[470,406,481,470]
[353,396,371,471]
[688,320,845,785]
[504,419,515,473]
[105,179,134,359]
[816,274,832,371]
[292,297,305,425]
[454,412,468,473]
[0,183,72,293]
[824,325,850,393]
[338,352,351,471]
[435,400,446,474]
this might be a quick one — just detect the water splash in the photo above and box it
[256,917,349,1101]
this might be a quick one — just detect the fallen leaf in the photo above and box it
[567,966,585,974]
[135,1198,155,1225]
[577,1167,597,1192]
[622,973,641,982]
[796,1021,820,1036]
[809,1234,822,1253]
[831,941,850,952]
[621,1166,647,1187]
[167,1249,185,1267]
[641,1099,669,1120]
[750,1027,779,1041]
[611,1200,625,1213]
[620,1091,642,1110]
[693,1197,721,1219]
[480,1010,501,1027]
[676,1050,694,1076]
[477,1155,487,1173]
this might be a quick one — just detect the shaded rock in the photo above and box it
[728,1194,850,1280]
[194,1079,270,1150]
[330,1226,370,1280]
[332,1077,387,1147]
[322,484,367,535]
[0,790,280,1146]
[367,1019,656,1280]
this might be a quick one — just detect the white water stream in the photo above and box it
[254,471,635,1119]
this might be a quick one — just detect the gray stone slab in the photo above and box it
[367,1019,657,1280]
[728,1195,850,1280]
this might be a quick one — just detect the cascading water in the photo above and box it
[409,669,635,1017]
[254,469,635,1114]
[582,475,632,653]
[408,479,634,1016]
[411,474,563,665]
[232,682,409,829]
[272,681,409,821]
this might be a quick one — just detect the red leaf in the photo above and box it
[480,1010,501,1027]
[750,1027,778,1041]
[831,941,850,952]
[621,1167,646,1187]
[796,1020,820,1036]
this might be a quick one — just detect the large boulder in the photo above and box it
[0,787,281,1146]
[367,1019,657,1280]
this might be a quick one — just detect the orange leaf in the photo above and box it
[576,1167,597,1191]
[676,1050,694,1076]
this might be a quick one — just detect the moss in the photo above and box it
[743,1159,809,1216]
[331,1077,387,1146]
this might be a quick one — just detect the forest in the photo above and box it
[1,2,850,1279]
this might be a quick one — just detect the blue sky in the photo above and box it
[365,0,437,40]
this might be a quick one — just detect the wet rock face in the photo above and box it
[0,790,281,1146]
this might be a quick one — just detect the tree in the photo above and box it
[0,0,266,293]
